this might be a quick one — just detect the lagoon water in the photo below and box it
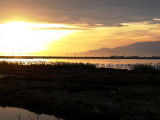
[0,58,160,65]
[0,58,160,69]
[49,59,160,65]
[0,106,63,120]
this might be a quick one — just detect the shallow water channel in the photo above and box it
[0,106,64,120]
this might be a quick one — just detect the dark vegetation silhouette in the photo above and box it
[0,61,160,120]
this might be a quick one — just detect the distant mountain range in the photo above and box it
[77,41,160,57]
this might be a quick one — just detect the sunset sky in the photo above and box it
[0,0,160,55]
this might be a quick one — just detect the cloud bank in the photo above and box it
[1,0,160,27]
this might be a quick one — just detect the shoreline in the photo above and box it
[0,56,160,59]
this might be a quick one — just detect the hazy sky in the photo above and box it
[0,0,160,55]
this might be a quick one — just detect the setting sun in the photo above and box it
[0,21,75,55]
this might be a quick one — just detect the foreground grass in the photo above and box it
[0,62,160,120]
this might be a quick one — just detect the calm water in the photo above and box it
[0,106,63,120]
[0,58,160,65]
[49,59,160,65]
[0,59,160,69]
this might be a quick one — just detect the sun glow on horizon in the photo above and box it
[0,21,75,55]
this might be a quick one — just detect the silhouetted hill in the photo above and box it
[78,41,160,57]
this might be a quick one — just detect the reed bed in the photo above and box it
[0,60,160,120]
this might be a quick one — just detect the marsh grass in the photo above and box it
[0,61,96,75]
[0,61,160,120]
[132,64,158,72]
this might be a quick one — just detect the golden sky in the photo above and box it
[0,0,160,55]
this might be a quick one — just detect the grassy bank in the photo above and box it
[0,61,160,120]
